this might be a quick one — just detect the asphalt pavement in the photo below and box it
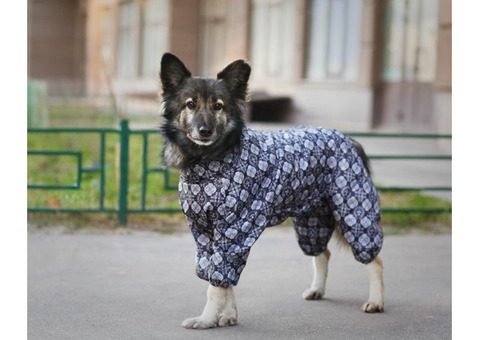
[28,227,451,340]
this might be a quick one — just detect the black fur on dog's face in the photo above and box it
[159,53,251,169]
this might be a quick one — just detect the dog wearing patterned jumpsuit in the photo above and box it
[159,53,385,329]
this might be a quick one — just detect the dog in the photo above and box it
[159,53,385,329]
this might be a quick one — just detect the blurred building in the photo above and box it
[28,0,87,95]
[27,0,451,132]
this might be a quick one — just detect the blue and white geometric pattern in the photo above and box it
[179,127,383,287]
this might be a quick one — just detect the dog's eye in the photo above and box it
[213,103,223,111]
[186,101,196,110]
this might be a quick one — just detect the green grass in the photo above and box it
[48,104,117,128]
[27,103,452,234]
[28,131,181,210]
[28,104,180,217]
[379,192,451,234]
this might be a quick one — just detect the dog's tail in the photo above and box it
[350,138,372,177]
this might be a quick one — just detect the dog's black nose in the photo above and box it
[199,126,212,137]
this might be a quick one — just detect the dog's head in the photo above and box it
[160,53,251,148]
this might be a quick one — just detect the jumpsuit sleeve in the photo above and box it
[208,218,256,287]
[184,213,214,283]
[327,141,383,264]
[182,178,267,287]
[179,178,217,284]
[203,181,272,287]
[188,212,263,287]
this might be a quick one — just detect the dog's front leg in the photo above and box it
[182,285,237,329]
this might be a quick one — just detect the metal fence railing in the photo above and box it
[28,120,452,224]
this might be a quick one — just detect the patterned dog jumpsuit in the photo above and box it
[178,127,383,287]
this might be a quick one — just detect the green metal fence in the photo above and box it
[27,120,451,224]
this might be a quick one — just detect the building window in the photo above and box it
[305,0,362,81]
[199,0,227,77]
[250,0,296,80]
[141,0,169,77]
[117,1,138,78]
[382,0,438,83]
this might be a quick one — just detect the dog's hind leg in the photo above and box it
[362,256,384,313]
[182,285,237,329]
[302,249,331,300]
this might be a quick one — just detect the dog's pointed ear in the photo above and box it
[217,60,251,100]
[160,53,191,94]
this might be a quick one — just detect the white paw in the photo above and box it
[218,314,237,327]
[181,312,237,329]
[181,316,218,329]
[302,288,325,300]
[361,301,384,313]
